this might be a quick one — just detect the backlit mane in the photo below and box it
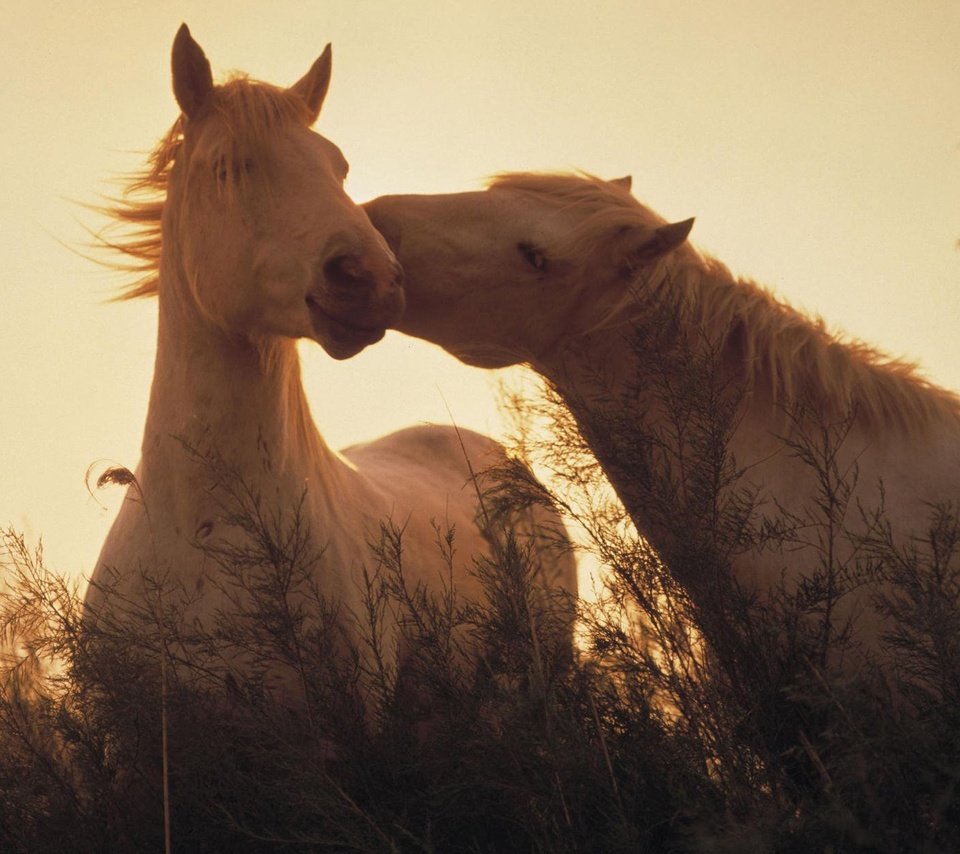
[490,172,960,435]
[99,75,314,300]
[671,256,960,434]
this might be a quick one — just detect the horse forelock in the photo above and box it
[488,172,660,261]
[99,75,315,302]
[199,76,313,162]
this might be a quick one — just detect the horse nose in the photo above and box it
[321,246,405,329]
[324,253,368,288]
[324,252,404,297]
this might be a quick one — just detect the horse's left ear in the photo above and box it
[630,218,695,264]
[610,175,633,191]
[290,45,333,124]
[171,24,214,119]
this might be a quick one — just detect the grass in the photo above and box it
[2,353,960,851]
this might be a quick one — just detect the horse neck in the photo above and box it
[143,267,350,506]
[535,330,673,552]
[531,258,751,563]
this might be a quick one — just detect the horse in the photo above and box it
[86,29,576,705]
[365,172,960,668]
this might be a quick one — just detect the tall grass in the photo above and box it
[2,348,959,851]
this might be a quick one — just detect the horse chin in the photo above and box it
[452,344,517,369]
[318,330,385,360]
[307,302,387,360]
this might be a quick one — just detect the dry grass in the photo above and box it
[2,349,959,851]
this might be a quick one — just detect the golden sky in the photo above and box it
[2,0,958,578]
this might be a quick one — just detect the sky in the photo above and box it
[1,1,958,582]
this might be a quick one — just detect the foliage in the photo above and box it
[2,343,960,851]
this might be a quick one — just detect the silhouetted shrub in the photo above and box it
[2,355,959,851]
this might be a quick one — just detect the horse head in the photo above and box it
[162,25,403,360]
[365,173,691,367]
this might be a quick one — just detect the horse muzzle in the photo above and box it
[321,247,405,317]
[305,294,389,359]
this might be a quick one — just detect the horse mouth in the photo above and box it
[306,296,387,355]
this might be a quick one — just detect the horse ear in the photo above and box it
[615,218,693,278]
[610,175,633,192]
[630,217,693,263]
[172,24,214,119]
[290,45,333,124]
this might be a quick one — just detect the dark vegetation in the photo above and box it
[2,339,959,851]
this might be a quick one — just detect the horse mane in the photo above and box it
[98,75,313,301]
[490,171,960,435]
[680,258,960,433]
[489,170,635,204]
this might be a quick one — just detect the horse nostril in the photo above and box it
[324,253,369,289]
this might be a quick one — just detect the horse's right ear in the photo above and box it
[610,175,633,192]
[172,24,214,119]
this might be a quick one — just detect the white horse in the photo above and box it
[86,30,575,694]
[366,172,960,666]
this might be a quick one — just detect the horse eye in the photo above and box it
[518,242,548,272]
[214,156,254,185]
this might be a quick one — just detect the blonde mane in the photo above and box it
[99,75,313,300]
[680,258,960,433]
[490,172,960,434]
